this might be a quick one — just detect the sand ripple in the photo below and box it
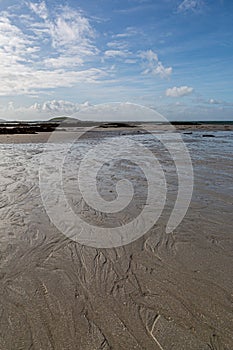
[0,133,232,349]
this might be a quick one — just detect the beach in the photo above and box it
[0,124,232,349]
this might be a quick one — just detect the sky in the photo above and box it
[0,0,232,121]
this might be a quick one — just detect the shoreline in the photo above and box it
[0,123,232,144]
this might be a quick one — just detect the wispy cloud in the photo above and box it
[208,98,221,105]
[44,56,84,69]
[0,2,104,96]
[112,27,139,39]
[28,0,48,20]
[104,50,129,58]
[166,86,194,97]
[28,2,97,64]
[107,40,128,50]
[177,0,205,13]
[140,50,172,78]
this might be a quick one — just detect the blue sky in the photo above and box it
[0,0,232,120]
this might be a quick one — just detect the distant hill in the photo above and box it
[49,116,80,124]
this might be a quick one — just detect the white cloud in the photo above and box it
[208,98,221,105]
[107,41,128,50]
[28,2,97,63]
[0,101,165,122]
[72,102,165,122]
[28,2,94,47]
[166,86,194,97]
[0,15,34,65]
[140,50,158,62]
[177,0,204,13]
[0,3,104,96]
[44,56,84,68]
[1,99,232,122]
[125,59,137,64]
[113,27,138,39]
[30,100,82,114]
[0,65,106,96]
[104,50,128,58]
[28,1,48,20]
[114,33,130,38]
[149,62,172,78]
[140,50,172,78]
[0,100,91,120]
[49,9,94,49]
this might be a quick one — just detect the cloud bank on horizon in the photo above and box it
[0,0,232,121]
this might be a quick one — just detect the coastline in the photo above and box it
[0,122,232,144]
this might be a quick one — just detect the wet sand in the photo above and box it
[0,121,232,144]
[0,125,232,349]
